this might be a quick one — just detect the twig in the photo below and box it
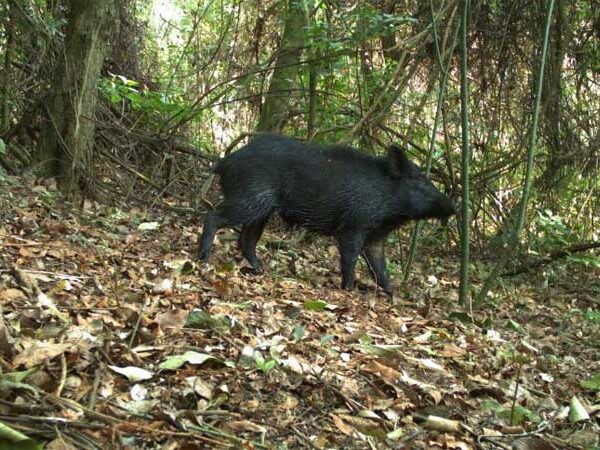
[98,146,187,202]
[88,365,102,410]
[0,414,108,431]
[17,269,88,281]
[290,425,320,449]
[0,242,62,248]
[128,297,147,349]
[55,353,67,397]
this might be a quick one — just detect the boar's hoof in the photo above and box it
[240,266,263,275]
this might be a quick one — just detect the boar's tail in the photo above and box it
[212,158,226,174]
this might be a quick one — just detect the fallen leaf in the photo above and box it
[13,342,70,368]
[109,365,154,382]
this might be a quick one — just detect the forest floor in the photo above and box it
[1,175,599,450]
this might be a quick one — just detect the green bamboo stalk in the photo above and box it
[403,0,459,281]
[458,0,471,307]
[475,0,555,305]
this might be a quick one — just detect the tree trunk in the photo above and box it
[256,0,308,133]
[539,0,568,190]
[380,0,401,63]
[39,0,115,199]
[0,2,16,135]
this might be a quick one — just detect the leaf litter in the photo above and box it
[0,176,599,449]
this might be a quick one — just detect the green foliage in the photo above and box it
[304,300,327,311]
[580,373,600,391]
[35,186,58,207]
[98,74,187,125]
[566,254,600,269]
[253,351,277,375]
[482,399,542,426]
[583,309,600,324]
[185,310,232,331]
[534,209,571,248]
[0,420,43,450]
[348,4,416,41]
[531,209,600,268]
[292,324,306,342]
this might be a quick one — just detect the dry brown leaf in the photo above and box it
[0,318,13,356]
[275,392,299,410]
[45,438,78,450]
[225,420,267,433]
[330,413,356,436]
[339,376,361,397]
[12,341,71,368]
[441,343,467,358]
[362,359,401,385]
[0,288,27,302]
[439,434,471,450]
[19,247,37,258]
[155,309,188,333]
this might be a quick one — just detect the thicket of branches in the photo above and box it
[0,0,598,257]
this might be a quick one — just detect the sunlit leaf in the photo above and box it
[108,365,154,382]
[138,221,160,231]
[159,351,222,370]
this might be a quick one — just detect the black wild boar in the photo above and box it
[199,134,455,295]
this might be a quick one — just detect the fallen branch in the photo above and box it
[503,241,600,276]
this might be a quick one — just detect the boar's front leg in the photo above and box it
[338,233,366,290]
[198,209,229,261]
[362,240,392,296]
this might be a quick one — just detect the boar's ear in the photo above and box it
[387,144,409,176]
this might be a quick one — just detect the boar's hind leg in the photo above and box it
[238,217,268,272]
[363,240,392,295]
[338,233,366,290]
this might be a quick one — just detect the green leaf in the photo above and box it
[254,351,277,374]
[499,350,530,365]
[185,310,232,331]
[580,373,600,391]
[583,310,600,324]
[320,335,335,344]
[482,399,541,425]
[358,333,373,345]
[0,440,43,450]
[292,324,305,342]
[304,300,327,311]
[569,396,590,423]
[0,368,37,384]
[230,300,252,309]
[506,319,525,334]
[481,399,503,414]
[0,421,42,450]
[0,139,5,155]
